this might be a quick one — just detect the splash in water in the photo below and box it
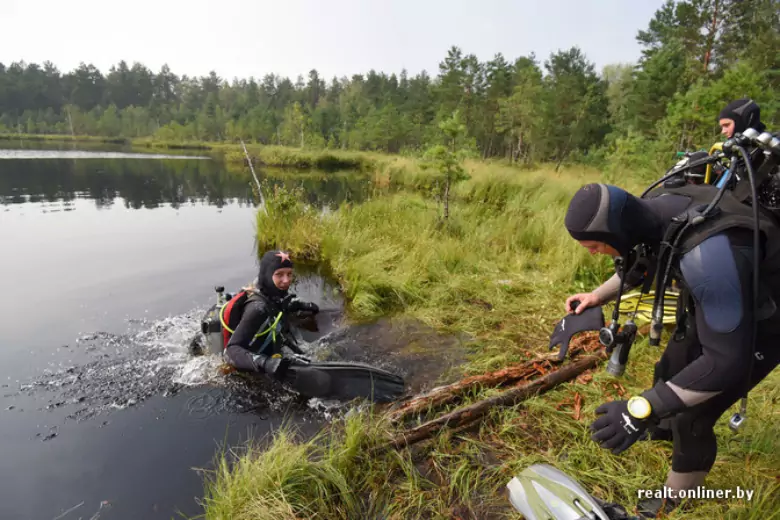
[16,309,352,423]
[16,308,462,426]
[18,311,207,420]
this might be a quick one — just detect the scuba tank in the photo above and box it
[199,286,229,355]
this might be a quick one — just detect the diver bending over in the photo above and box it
[564,182,780,517]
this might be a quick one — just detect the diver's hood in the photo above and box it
[507,464,611,520]
[565,184,663,258]
[258,250,293,300]
[565,184,692,258]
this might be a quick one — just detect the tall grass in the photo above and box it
[207,160,779,519]
[222,145,372,171]
[200,369,779,519]
[199,414,378,520]
[257,163,612,361]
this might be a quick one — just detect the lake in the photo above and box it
[0,146,365,520]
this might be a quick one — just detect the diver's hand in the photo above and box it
[282,333,306,355]
[565,293,600,314]
[288,299,320,315]
[253,354,291,380]
[590,400,649,455]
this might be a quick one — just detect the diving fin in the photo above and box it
[285,365,333,398]
[283,359,405,403]
[507,464,629,520]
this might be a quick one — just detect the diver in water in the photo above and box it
[563,183,780,517]
[217,249,405,402]
[222,250,319,379]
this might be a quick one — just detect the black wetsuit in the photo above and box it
[224,292,287,371]
[566,182,780,489]
[224,291,318,372]
[644,227,780,475]
[223,249,318,374]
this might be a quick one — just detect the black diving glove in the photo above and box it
[252,354,292,380]
[287,298,320,315]
[549,302,605,360]
[590,400,650,455]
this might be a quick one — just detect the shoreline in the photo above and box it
[4,131,777,520]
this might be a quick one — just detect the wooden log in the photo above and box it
[387,364,544,424]
[386,333,601,425]
[389,351,607,450]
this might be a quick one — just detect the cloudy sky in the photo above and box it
[2,0,665,80]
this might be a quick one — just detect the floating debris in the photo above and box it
[42,426,58,442]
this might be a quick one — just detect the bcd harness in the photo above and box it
[605,138,780,430]
[218,290,285,354]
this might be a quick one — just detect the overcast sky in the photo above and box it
[2,0,665,80]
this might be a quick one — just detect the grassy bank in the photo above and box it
[0,132,130,145]
[0,132,409,172]
[198,164,779,519]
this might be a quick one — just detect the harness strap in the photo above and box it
[221,302,282,337]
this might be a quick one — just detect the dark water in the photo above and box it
[0,150,372,211]
[0,149,359,520]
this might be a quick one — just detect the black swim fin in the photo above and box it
[283,359,405,403]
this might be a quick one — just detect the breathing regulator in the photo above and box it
[597,245,656,377]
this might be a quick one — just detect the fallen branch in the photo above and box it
[240,138,266,212]
[387,363,547,425]
[386,333,601,425]
[51,501,84,520]
[389,351,607,450]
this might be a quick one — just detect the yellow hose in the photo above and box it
[616,290,679,325]
[705,142,724,185]
[219,300,283,340]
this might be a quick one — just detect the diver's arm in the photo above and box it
[641,234,754,418]
[592,270,648,303]
[566,273,623,313]
[224,301,270,372]
[287,295,320,314]
[592,273,622,303]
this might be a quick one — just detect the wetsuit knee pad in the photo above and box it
[652,360,665,386]
[659,333,702,381]
[670,412,718,473]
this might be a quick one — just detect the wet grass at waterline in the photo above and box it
[198,365,779,519]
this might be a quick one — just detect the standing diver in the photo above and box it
[219,249,406,402]
[562,179,780,517]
